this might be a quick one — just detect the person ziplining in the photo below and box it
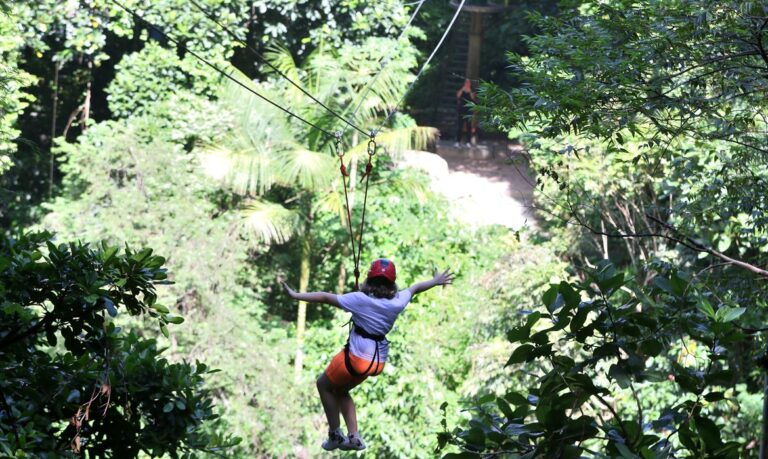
[109,0,467,451]
[282,261,454,451]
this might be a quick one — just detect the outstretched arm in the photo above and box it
[408,268,455,296]
[282,282,341,308]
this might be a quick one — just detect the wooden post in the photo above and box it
[466,12,483,80]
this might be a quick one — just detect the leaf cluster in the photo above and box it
[0,231,237,455]
[438,260,758,458]
[477,0,768,156]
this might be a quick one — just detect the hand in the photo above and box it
[432,268,455,287]
[281,281,297,299]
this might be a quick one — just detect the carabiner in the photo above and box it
[367,138,377,157]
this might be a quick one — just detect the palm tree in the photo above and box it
[201,38,436,376]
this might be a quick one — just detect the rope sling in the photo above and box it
[334,134,376,291]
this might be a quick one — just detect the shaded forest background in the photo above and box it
[1,0,767,457]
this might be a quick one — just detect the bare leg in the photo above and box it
[338,390,358,434]
[316,374,340,430]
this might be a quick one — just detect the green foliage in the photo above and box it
[204,36,433,243]
[439,260,760,458]
[0,12,34,175]
[43,98,243,307]
[107,42,213,119]
[0,231,236,455]
[12,0,415,68]
[40,97,308,454]
[461,1,768,456]
[41,93,521,455]
[4,0,419,228]
[298,172,520,457]
[13,0,243,67]
[477,0,768,150]
[15,0,768,457]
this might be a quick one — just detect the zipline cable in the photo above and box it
[372,0,466,136]
[109,0,338,141]
[339,0,427,139]
[186,0,369,139]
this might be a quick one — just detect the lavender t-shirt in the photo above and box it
[336,289,413,361]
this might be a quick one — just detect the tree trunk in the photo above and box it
[49,61,60,198]
[294,205,313,378]
[601,219,609,260]
[337,247,347,294]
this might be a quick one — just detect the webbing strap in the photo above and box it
[354,140,376,282]
[344,343,379,377]
[334,136,360,290]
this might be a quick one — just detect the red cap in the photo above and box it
[367,258,396,283]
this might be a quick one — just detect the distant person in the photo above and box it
[455,78,476,147]
[282,259,454,451]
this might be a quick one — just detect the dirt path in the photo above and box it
[399,140,535,230]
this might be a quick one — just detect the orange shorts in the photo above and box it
[324,348,385,388]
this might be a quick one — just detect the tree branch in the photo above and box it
[562,197,768,278]
[645,214,768,277]
[0,314,54,350]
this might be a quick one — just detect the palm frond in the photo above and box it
[209,73,305,192]
[298,37,418,132]
[276,144,337,191]
[240,199,302,245]
[314,185,346,221]
[387,169,432,205]
[199,144,279,196]
[264,44,307,104]
[346,126,438,161]
[220,75,295,143]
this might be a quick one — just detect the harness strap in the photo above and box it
[344,322,387,377]
[333,135,360,290]
[353,140,376,282]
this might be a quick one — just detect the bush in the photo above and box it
[0,231,237,455]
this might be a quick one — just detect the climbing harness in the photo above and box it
[336,138,384,375]
[344,322,387,378]
[334,134,378,290]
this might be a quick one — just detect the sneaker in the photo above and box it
[453,142,460,148]
[321,428,348,451]
[341,432,366,451]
